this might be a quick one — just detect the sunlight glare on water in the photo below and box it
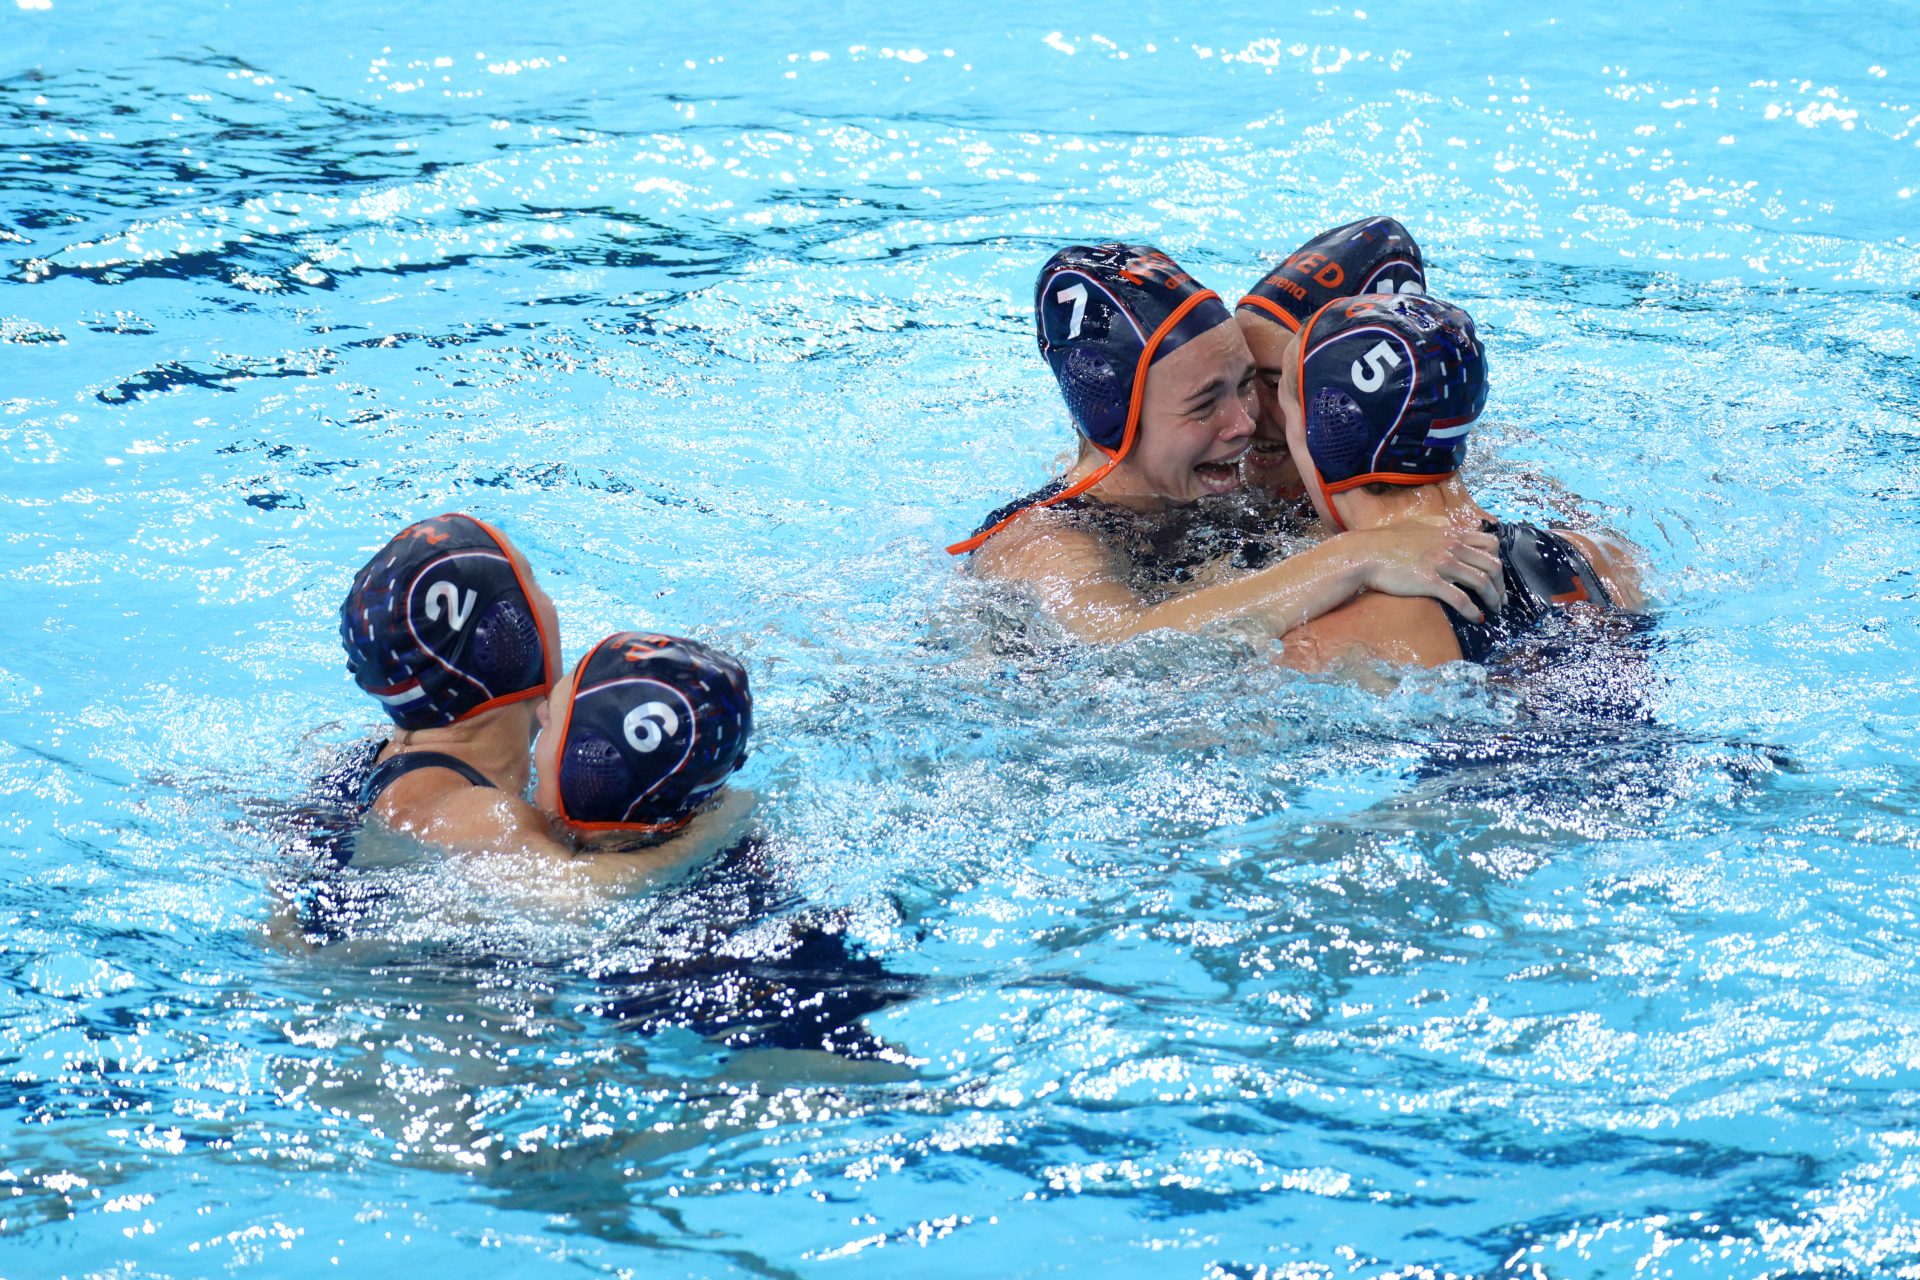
[3,0,1920,1275]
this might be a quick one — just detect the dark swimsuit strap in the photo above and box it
[967,480,1279,590]
[358,750,498,809]
[1442,520,1619,663]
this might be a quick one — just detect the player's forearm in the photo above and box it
[1134,537,1368,638]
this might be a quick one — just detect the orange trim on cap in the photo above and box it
[1236,293,1302,332]
[945,505,1047,558]
[946,288,1224,556]
[1324,471,1454,494]
[563,814,695,838]
[548,635,614,832]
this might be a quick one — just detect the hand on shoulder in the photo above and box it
[1342,519,1506,619]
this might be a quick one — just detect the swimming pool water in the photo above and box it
[4,1,1919,1274]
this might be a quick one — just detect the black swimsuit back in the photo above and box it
[282,742,498,875]
[280,742,503,946]
[356,750,497,808]
[967,481,1288,594]
[1441,520,1615,663]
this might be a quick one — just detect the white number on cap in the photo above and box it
[424,582,476,631]
[623,701,682,753]
[1351,340,1405,393]
[1056,283,1089,340]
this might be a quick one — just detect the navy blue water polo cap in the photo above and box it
[946,243,1232,555]
[339,513,557,729]
[1240,216,1426,333]
[1294,292,1486,524]
[552,632,753,836]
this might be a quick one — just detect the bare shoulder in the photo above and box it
[968,510,1151,641]
[375,778,566,856]
[971,509,1122,587]
[367,761,479,829]
[1279,591,1462,673]
[1557,529,1648,612]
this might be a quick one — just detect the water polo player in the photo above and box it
[282,609,749,948]
[949,242,1507,643]
[1275,292,1645,671]
[333,511,564,854]
[1238,216,1428,509]
[533,631,754,867]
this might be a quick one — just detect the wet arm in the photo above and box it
[559,788,756,893]
[408,788,578,859]
[1143,527,1506,639]
[1278,591,1464,674]
[974,517,1504,644]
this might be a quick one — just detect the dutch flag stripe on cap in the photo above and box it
[371,681,427,707]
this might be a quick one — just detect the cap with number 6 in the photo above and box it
[1293,292,1486,515]
[543,632,753,836]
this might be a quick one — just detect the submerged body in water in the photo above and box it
[581,838,916,1061]
[966,481,1307,599]
[274,741,911,1061]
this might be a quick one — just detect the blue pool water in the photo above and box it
[4,1,1919,1274]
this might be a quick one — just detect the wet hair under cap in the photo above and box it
[339,513,557,730]
[552,632,753,836]
[946,243,1233,555]
[1293,292,1486,525]
[1240,216,1426,333]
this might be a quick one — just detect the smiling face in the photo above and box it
[1236,310,1306,503]
[1101,320,1258,506]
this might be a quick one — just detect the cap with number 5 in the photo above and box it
[1294,292,1486,505]
[546,632,753,836]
